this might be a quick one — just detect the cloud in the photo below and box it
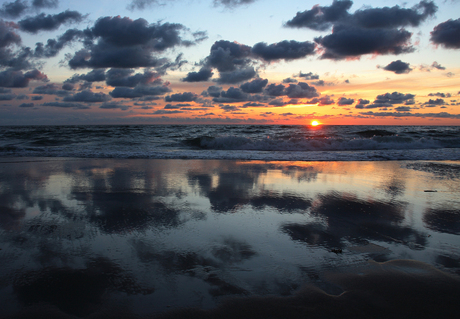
[105,68,160,87]
[265,83,286,96]
[127,0,165,11]
[67,16,200,69]
[182,67,213,82]
[65,69,106,83]
[202,85,222,98]
[33,83,69,96]
[153,109,183,114]
[213,0,258,8]
[282,77,297,83]
[109,84,171,98]
[394,106,411,112]
[18,102,33,107]
[297,72,319,80]
[285,1,437,30]
[380,60,412,74]
[251,40,316,62]
[63,90,112,103]
[0,1,28,19]
[240,78,268,93]
[213,87,249,102]
[285,82,319,98]
[42,101,90,109]
[0,69,47,87]
[431,18,460,49]
[18,11,84,34]
[285,0,352,30]
[337,97,354,105]
[217,67,256,84]
[99,102,131,110]
[32,0,59,9]
[33,29,86,58]
[424,98,446,106]
[428,92,451,98]
[431,61,446,70]
[360,111,460,119]
[355,99,370,108]
[165,92,198,102]
[0,93,16,100]
[374,92,415,105]
[315,26,414,60]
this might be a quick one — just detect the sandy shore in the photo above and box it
[0,158,459,318]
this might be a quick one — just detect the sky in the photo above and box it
[0,0,460,126]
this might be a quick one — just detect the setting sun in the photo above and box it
[311,120,320,126]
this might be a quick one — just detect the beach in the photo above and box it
[0,157,459,318]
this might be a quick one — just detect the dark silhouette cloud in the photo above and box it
[337,97,354,105]
[286,1,436,30]
[109,84,171,98]
[381,60,412,74]
[240,78,268,93]
[65,69,106,83]
[182,67,213,82]
[18,102,33,107]
[355,99,370,108]
[42,101,89,109]
[424,98,446,107]
[360,111,460,119]
[374,92,415,105]
[431,18,460,49]
[315,26,414,60]
[127,0,164,11]
[63,90,111,103]
[67,16,200,70]
[165,92,198,102]
[33,29,86,58]
[431,61,446,70]
[33,83,70,96]
[251,40,316,61]
[0,0,28,19]
[0,20,21,48]
[99,102,131,110]
[217,67,256,84]
[203,85,222,98]
[105,68,160,87]
[0,69,47,87]
[285,0,352,31]
[265,83,286,96]
[428,92,451,98]
[297,71,319,80]
[18,11,84,34]
[32,0,59,8]
[213,0,258,8]
[285,82,319,98]
[0,93,16,100]
[213,87,249,102]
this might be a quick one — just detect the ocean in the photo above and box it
[1,124,460,161]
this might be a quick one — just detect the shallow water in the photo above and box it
[0,158,459,317]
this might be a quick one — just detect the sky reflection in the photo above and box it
[0,158,459,317]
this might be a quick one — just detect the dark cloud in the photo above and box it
[428,92,451,98]
[182,67,213,82]
[0,87,11,93]
[63,90,111,103]
[42,101,90,109]
[297,71,319,80]
[374,92,415,105]
[0,93,15,100]
[18,102,33,107]
[355,99,370,109]
[165,92,198,102]
[0,0,28,19]
[99,102,131,110]
[307,96,334,106]
[285,1,437,30]
[31,95,42,100]
[240,78,267,93]
[431,18,460,49]
[265,83,285,96]
[337,97,354,105]
[0,69,47,87]
[18,11,84,34]
[285,0,352,31]
[282,77,297,83]
[109,84,171,98]
[251,40,315,62]
[33,83,69,96]
[381,60,412,74]
[61,83,73,90]
[360,111,460,119]
[32,0,59,9]
[315,26,414,60]
[203,85,222,98]
[213,87,248,103]
[431,61,446,70]
[34,29,86,58]
[65,69,106,84]
[153,109,183,114]
[285,82,319,98]
[217,67,256,84]
[424,98,446,106]
[213,0,258,8]
[106,68,160,87]
[127,0,164,11]
[0,20,21,49]
[68,16,199,69]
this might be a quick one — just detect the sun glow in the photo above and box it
[311,120,320,126]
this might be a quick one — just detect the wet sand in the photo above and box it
[0,158,459,318]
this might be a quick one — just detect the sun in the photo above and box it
[311,120,320,126]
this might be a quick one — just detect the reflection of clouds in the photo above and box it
[0,206,25,230]
[282,192,427,251]
[423,208,460,235]
[13,257,153,317]
[250,192,311,213]
[404,162,460,179]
